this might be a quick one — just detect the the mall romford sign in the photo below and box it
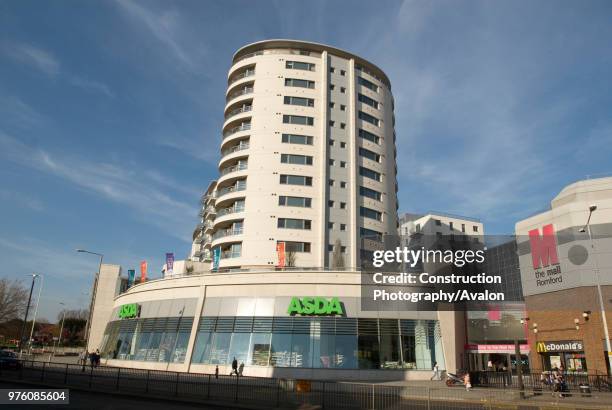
[118,303,140,319]
[287,297,344,316]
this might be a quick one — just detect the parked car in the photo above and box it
[0,350,21,370]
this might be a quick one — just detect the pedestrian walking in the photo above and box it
[238,362,244,376]
[430,362,439,380]
[95,349,101,367]
[215,365,219,379]
[230,357,238,376]
[464,372,472,391]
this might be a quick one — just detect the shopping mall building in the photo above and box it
[87,40,463,381]
[516,176,612,375]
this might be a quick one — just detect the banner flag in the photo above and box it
[212,247,220,271]
[277,242,286,268]
[140,260,147,282]
[127,269,135,287]
[166,253,175,274]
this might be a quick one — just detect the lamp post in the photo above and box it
[18,273,37,356]
[579,205,612,375]
[76,249,103,357]
[27,274,44,354]
[52,302,66,357]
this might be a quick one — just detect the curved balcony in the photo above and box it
[202,234,213,249]
[228,67,255,86]
[223,122,251,139]
[226,83,254,104]
[221,142,249,157]
[219,143,249,169]
[212,227,244,241]
[216,181,247,199]
[200,192,216,205]
[220,162,248,176]
[224,103,252,123]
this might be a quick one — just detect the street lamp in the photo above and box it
[52,302,66,357]
[76,249,103,357]
[578,205,612,375]
[27,274,44,354]
[18,273,37,356]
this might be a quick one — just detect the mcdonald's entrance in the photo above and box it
[536,340,587,373]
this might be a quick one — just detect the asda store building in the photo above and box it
[98,270,458,380]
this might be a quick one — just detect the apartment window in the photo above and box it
[359,186,382,201]
[341,246,347,253]
[279,196,312,208]
[327,244,334,252]
[330,84,335,90]
[328,200,334,207]
[340,87,346,93]
[359,147,381,162]
[435,219,441,226]
[360,206,382,221]
[284,96,314,107]
[329,180,334,187]
[340,142,346,148]
[358,93,379,109]
[329,159,335,166]
[328,222,334,229]
[329,120,335,127]
[329,102,335,108]
[330,67,335,73]
[449,222,454,231]
[340,69,346,76]
[278,218,311,230]
[358,129,380,144]
[340,123,346,129]
[473,226,479,233]
[358,111,380,126]
[359,166,381,182]
[340,161,346,168]
[279,241,311,253]
[329,139,335,146]
[340,181,346,188]
[340,104,346,111]
[360,227,383,241]
[415,224,421,233]
[286,61,315,71]
[340,202,346,209]
[340,224,346,231]
[281,154,313,165]
[461,224,466,233]
[358,76,378,92]
[282,133,313,145]
[285,78,315,89]
[280,174,312,186]
[283,115,314,126]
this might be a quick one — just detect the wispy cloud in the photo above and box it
[3,42,60,77]
[0,189,44,212]
[0,96,46,129]
[154,134,219,164]
[113,0,201,70]
[69,76,115,98]
[0,132,198,241]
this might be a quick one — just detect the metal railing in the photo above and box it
[217,205,245,217]
[473,370,612,392]
[2,360,611,409]
[212,227,244,240]
[220,162,248,176]
[226,87,253,103]
[221,142,249,157]
[223,123,251,138]
[228,69,255,86]
[217,182,246,198]
[225,104,253,120]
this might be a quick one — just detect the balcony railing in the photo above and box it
[226,86,253,102]
[221,142,249,157]
[225,105,252,120]
[228,69,255,85]
[200,192,216,204]
[205,206,216,214]
[220,162,248,176]
[217,182,246,198]
[234,50,263,64]
[217,204,245,217]
[223,123,251,138]
[221,250,242,259]
[212,227,243,240]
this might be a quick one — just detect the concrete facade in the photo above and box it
[88,264,123,353]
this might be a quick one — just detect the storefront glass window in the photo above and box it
[291,333,312,368]
[248,333,271,366]
[335,335,358,369]
[209,332,231,364]
[270,333,292,367]
[229,332,251,365]
[358,335,380,369]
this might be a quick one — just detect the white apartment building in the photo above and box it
[399,211,484,238]
[190,40,399,270]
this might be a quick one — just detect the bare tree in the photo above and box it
[332,239,345,269]
[185,262,194,274]
[0,278,28,322]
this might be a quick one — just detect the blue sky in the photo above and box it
[1,0,611,321]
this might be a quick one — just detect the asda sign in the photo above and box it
[287,297,344,316]
[118,303,140,319]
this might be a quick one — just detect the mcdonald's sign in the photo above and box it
[536,340,583,353]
